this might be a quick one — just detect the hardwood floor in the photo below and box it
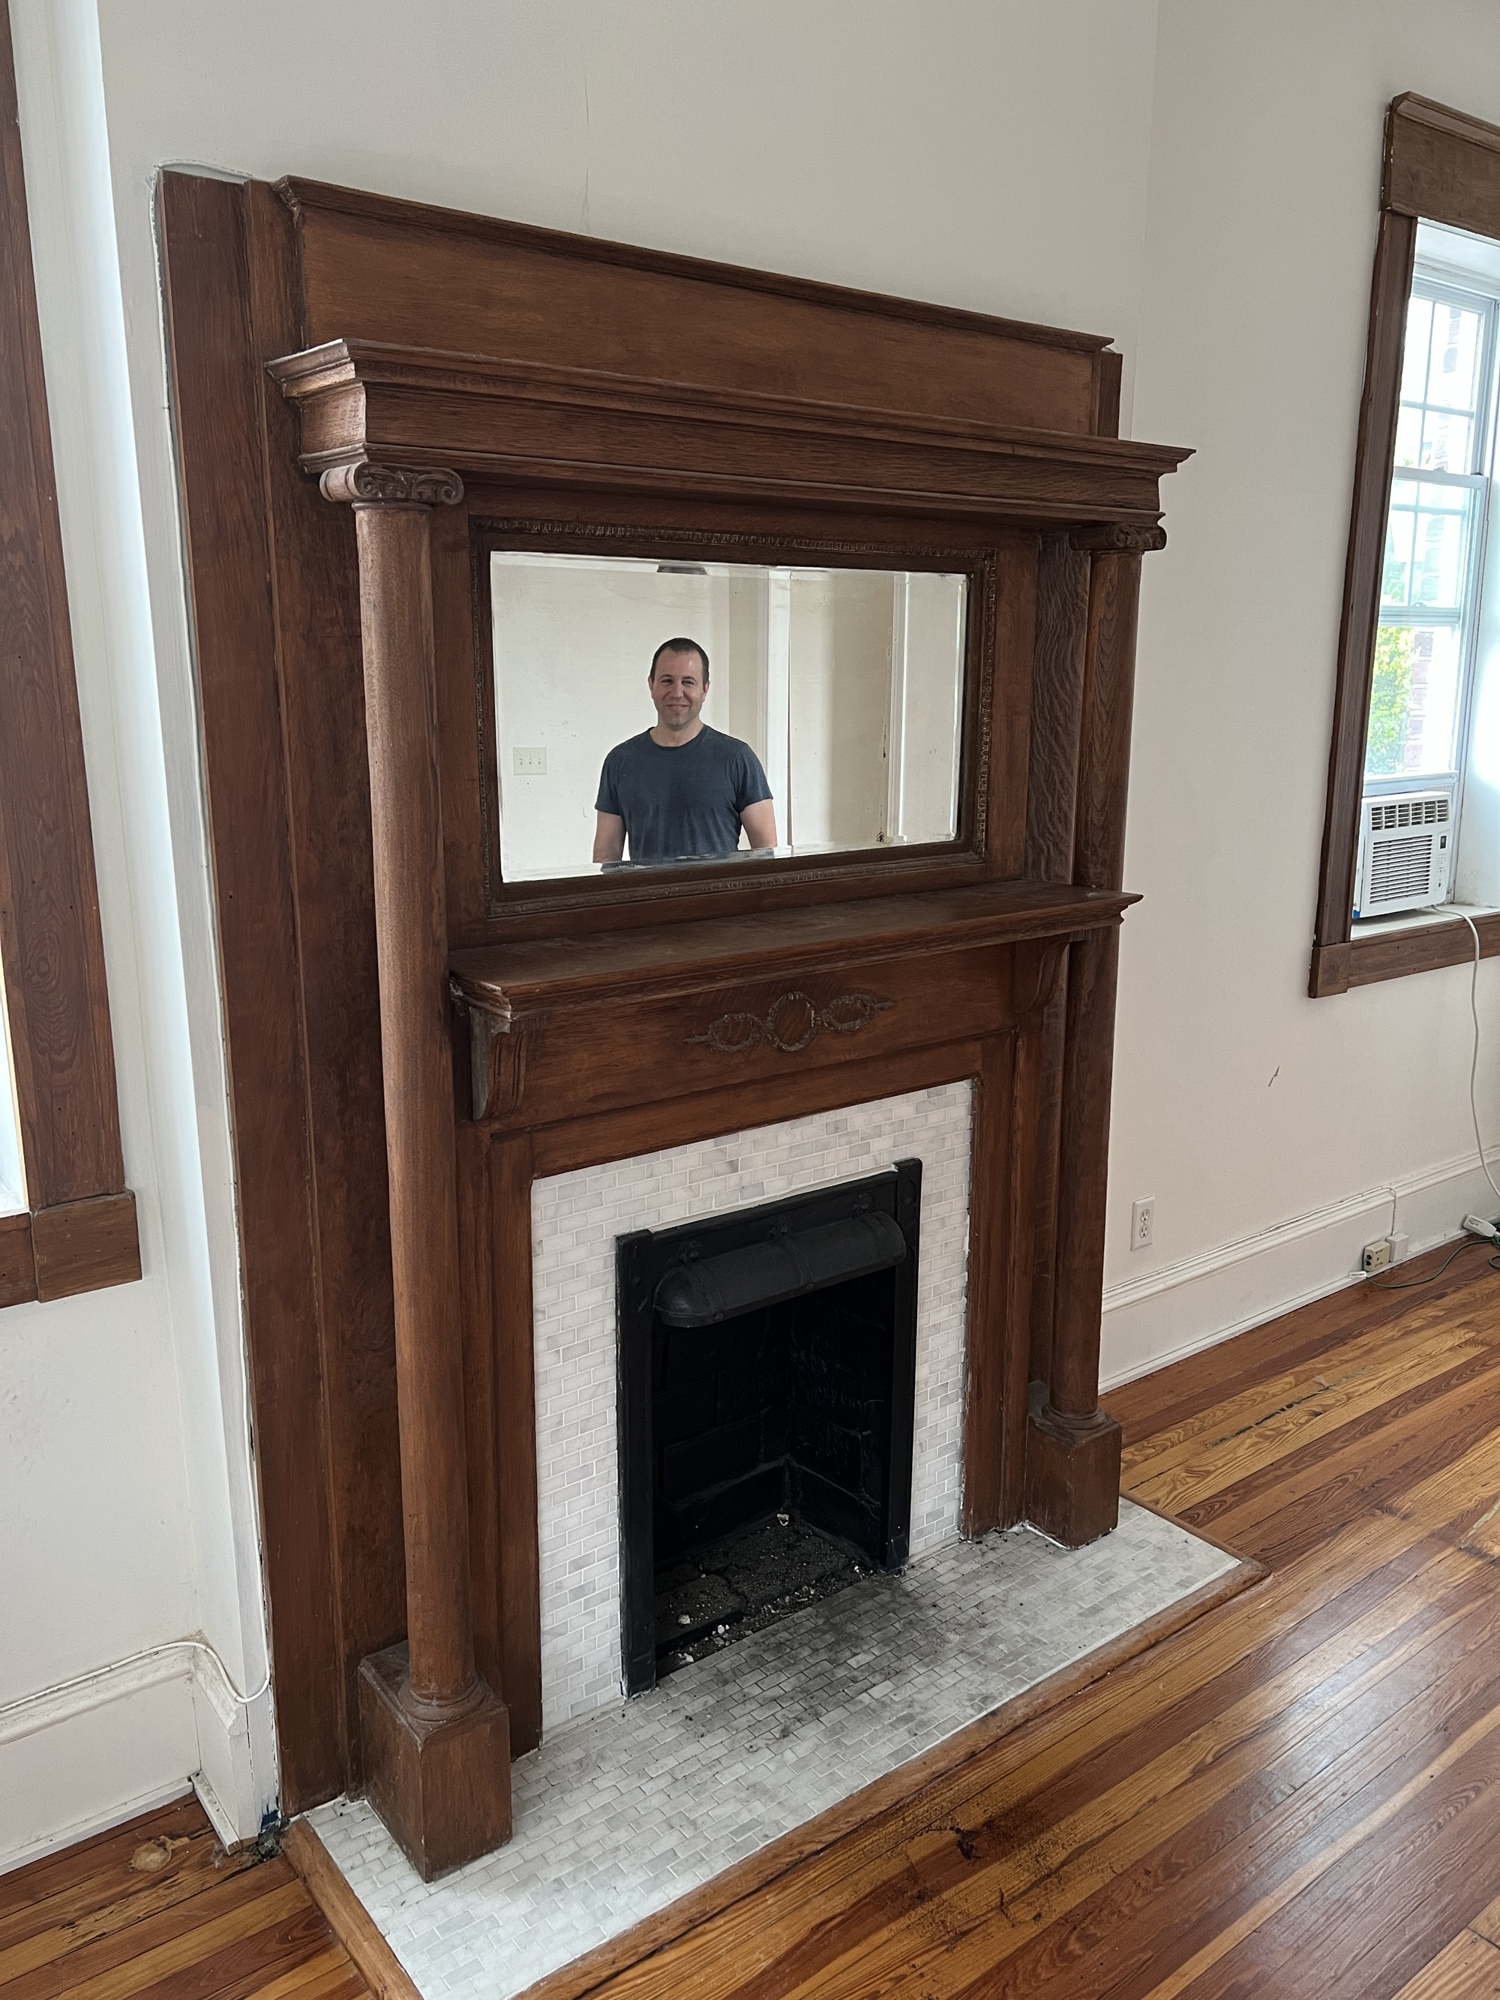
[0,1796,367,2000]
[563,1240,1500,2000]
[7,1240,1500,1999]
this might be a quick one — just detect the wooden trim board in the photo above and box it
[1312,92,1500,995]
[0,0,138,1293]
[283,1819,421,2000]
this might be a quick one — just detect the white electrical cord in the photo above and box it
[1457,913,1500,1211]
[0,1638,271,1727]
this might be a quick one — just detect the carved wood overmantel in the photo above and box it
[159,167,1187,1876]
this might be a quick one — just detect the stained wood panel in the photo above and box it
[0,0,136,1293]
[1312,202,1416,980]
[476,953,1008,1129]
[159,170,347,1811]
[243,181,407,1792]
[280,181,1112,437]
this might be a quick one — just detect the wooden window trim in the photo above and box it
[1312,94,1500,998]
[0,1,138,1302]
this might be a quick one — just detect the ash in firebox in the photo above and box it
[652,1514,868,1678]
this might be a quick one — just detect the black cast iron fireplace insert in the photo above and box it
[616,1162,921,1696]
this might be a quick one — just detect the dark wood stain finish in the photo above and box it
[161,169,1181,1852]
[278,178,1113,437]
[0,0,138,1296]
[1313,94,1500,997]
[1312,203,1416,983]
[242,180,407,1797]
[159,169,350,1813]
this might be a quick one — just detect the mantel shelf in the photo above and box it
[450,879,1136,1021]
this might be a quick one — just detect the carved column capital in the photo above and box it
[319,460,464,508]
[1069,522,1167,555]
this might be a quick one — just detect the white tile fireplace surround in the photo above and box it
[530,1082,975,1729]
[306,1084,1248,1998]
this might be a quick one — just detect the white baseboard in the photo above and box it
[191,1766,244,1851]
[1099,1146,1500,1391]
[0,1664,198,1873]
[0,1778,195,1877]
[0,1638,275,1871]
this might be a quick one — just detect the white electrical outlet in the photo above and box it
[512,747,548,775]
[1130,1197,1154,1251]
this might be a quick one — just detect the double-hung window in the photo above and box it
[1352,223,1500,927]
[1369,266,1495,791]
[1314,95,1500,994]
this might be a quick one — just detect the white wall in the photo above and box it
[1,0,274,1869]
[1103,0,1500,1384]
[15,0,1500,1865]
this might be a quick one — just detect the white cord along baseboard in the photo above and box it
[0,1639,271,1747]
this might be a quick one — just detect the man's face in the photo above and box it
[649,650,709,731]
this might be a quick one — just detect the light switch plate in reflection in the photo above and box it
[513,747,548,776]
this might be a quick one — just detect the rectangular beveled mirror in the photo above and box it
[489,549,969,882]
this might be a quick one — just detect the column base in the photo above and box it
[1024,1381,1122,1548]
[358,1643,511,1880]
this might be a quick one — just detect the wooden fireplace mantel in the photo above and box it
[451,880,1133,1126]
[158,165,1186,1877]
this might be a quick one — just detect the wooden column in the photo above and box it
[1026,524,1164,1547]
[322,461,510,1878]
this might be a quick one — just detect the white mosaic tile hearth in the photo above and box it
[309,1501,1240,2000]
[531,1082,974,1729]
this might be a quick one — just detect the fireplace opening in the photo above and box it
[617,1163,920,1695]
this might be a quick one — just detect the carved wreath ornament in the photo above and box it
[688,990,893,1056]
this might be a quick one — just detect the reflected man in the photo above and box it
[593,638,777,864]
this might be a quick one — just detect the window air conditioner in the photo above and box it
[1353,787,1455,920]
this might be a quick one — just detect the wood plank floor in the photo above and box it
[0,1796,368,2000]
[8,1240,1500,1999]
[563,1240,1500,2000]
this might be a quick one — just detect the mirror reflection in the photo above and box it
[491,552,968,881]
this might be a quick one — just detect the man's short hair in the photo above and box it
[650,637,710,681]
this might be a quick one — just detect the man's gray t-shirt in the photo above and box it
[595,726,772,862]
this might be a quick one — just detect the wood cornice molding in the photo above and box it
[270,337,1189,527]
[1385,92,1500,240]
[1387,92,1500,150]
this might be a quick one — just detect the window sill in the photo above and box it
[0,1191,141,1307]
[1310,904,1500,996]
